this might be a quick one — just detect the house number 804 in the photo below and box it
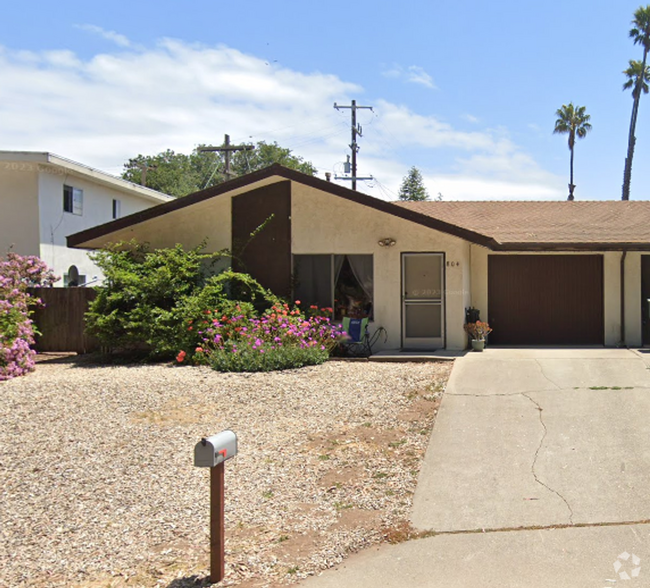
[446,261,460,267]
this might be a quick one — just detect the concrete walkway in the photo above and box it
[301,348,650,587]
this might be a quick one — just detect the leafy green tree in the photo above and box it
[623,6,650,201]
[122,141,316,198]
[231,141,317,177]
[553,103,592,201]
[398,166,430,201]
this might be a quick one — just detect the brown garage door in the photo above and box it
[487,255,603,345]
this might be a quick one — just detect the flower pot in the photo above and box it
[471,339,485,352]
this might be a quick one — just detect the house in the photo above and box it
[0,151,173,285]
[67,164,650,351]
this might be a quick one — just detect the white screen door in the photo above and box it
[402,253,444,349]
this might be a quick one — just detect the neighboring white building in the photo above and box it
[0,151,173,285]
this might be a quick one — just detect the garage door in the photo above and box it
[487,255,603,345]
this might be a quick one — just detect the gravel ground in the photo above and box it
[0,356,451,588]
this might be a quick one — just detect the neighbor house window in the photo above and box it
[63,185,83,215]
[112,199,121,219]
[293,254,373,320]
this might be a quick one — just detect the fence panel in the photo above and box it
[28,288,100,353]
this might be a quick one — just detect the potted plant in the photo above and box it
[464,321,492,352]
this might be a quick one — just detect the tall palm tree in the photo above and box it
[622,5,650,200]
[553,103,592,201]
[623,59,650,99]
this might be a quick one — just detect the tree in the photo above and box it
[398,166,430,201]
[623,5,650,200]
[553,103,592,201]
[122,141,316,198]
[231,141,317,177]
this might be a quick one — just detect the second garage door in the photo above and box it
[487,255,604,345]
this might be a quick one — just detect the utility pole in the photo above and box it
[133,162,157,187]
[199,134,255,181]
[334,100,373,190]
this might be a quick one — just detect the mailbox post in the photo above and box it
[194,430,238,584]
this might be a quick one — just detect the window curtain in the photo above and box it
[294,255,331,308]
[346,255,373,300]
[334,255,345,288]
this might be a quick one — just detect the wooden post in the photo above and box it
[210,462,225,583]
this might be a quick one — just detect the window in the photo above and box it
[63,185,83,215]
[63,265,85,287]
[293,254,373,320]
[112,199,121,219]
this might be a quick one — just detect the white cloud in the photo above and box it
[76,24,132,48]
[461,113,479,124]
[381,64,436,89]
[0,39,561,200]
[406,66,436,89]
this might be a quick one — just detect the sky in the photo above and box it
[1,0,649,201]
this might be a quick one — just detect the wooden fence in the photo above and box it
[27,288,100,353]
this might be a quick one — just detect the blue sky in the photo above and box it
[1,0,649,200]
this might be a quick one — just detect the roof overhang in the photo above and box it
[491,242,650,252]
[0,151,173,204]
[67,164,500,250]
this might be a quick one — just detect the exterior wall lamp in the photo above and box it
[378,238,397,247]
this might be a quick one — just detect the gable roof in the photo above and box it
[67,164,499,249]
[395,200,650,249]
[0,151,173,204]
[67,163,650,251]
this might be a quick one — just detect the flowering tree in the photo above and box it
[0,253,57,381]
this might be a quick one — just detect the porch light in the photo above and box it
[378,238,397,247]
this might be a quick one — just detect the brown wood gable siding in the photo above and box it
[487,255,604,345]
[231,181,292,298]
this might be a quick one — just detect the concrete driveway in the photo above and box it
[301,349,650,587]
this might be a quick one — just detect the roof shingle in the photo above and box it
[394,200,650,245]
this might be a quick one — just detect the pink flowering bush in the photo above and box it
[0,253,56,381]
[186,302,346,372]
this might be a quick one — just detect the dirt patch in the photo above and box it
[319,467,364,489]
[397,398,440,422]
[132,399,222,426]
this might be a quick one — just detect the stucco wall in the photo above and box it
[625,252,642,347]
[291,184,471,350]
[84,196,232,253]
[469,247,642,347]
[0,167,40,257]
[39,169,170,282]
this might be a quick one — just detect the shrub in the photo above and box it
[86,242,281,359]
[207,345,329,372]
[188,302,345,372]
[87,241,219,357]
[0,253,56,381]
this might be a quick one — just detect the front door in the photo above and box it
[642,256,650,345]
[402,253,445,349]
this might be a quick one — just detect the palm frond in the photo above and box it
[630,6,650,49]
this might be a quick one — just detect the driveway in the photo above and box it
[301,349,650,587]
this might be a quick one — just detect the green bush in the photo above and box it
[86,242,279,359]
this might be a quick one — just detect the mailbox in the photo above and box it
[194,430,238,467]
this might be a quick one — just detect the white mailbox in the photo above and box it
[194,430,238,468]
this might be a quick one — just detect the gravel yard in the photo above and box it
[0,356,451,588]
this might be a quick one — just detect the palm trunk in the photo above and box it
[623,48,648,200]
[568,145,575,201]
